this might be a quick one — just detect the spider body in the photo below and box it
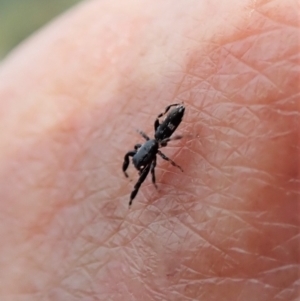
[154,104,185,142]
[123,103,185,207]
[132,140,158,170]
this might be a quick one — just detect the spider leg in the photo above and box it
[157,103,181,119]
[160,135,183,147]
[129,164,151,207]
[122,150,136,177]
[137,130,150,141]
[150,156,158,189]
[154,103,181,131]
[158,150,183,172]
[154,119,160,132]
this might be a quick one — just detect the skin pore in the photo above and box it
[0,0,299,300]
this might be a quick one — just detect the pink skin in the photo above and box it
[0,0,299,300]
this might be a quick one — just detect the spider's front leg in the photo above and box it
[122,150,136,178]
[129,163,151,207]
[122,144,141,177]
[150,156,158,189]
[137,130,150,141]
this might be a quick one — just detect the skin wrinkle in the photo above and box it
[0,0,298,300]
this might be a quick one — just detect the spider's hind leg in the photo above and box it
[154,103,181,131]
[158,150,183,172]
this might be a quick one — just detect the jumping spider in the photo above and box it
[122,103,185,207]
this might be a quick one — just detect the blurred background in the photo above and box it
[0,0,82,60]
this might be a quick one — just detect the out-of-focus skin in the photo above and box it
[0,0,299,300]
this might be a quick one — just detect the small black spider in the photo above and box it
[122,103,185,207]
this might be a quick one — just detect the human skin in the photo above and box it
[0,0,299,300]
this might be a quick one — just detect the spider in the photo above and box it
[122,103,185,207]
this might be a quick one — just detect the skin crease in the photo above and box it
[0,0,299,300]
